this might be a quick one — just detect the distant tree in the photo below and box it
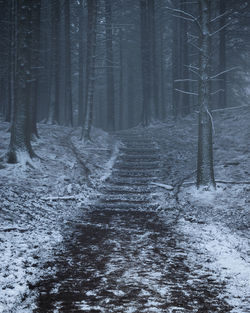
[78,0,85,126]
[82,0,98,141]
[53,0,62,125]
[30,0,41,137]
[140,0,151,126]
[218,0,227,108]
[64,0,73,126]
[105,0,115,131]
[8,0,35,163]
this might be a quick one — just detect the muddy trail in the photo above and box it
[33,132,232,313]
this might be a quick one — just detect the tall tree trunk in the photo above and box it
[119,29,124,130]
[181,0,190,116]
[197,0,216,189]
[78,0,85,126]
[159,0,166,119]
[149,0,159,119]
[218,0,227,108]
[8,0,34,163]
[64,0,73,126]
[7,0,16,123]
[172,0,181,120]
[140,0,151,126]
[30,0,41,137]
[53,0,61,124]
[82,0,97,141]
[105,0,115,131]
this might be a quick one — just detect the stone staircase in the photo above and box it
[96,132,161,211]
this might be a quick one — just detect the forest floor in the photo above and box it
[0,105,249,313]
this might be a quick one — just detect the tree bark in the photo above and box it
[105,0,115,131]
[78,0,85,126]
[82,0,97,141]
[8,0,34,163]
[30,0,41,137]
[64,0,73,126]
[140,0,151,126]
[218,0,227,108]
[197,0,216,189]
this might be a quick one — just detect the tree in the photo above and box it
[105,0,115,131]
[140,0,151,126]
[197,0,216,189]
[218,0,227,108]
[82,0,98,141]
[78,0,85,126]
[8,0,35,163]
[30,0,41,137]
[64,0,73,126]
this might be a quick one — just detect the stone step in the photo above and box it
[112,169,160,178]
[106,177,157,186]
[120,155,160,162]
[108,175,157,183]
[94,202,158,211]
[99,194,150,202]
[120,148,159,155]
[101,185,155,194]
[114,162,160,169]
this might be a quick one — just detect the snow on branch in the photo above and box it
[171,14,194,23]
[210,11,229,23]
[175,78,198,82]
[165,6,201,29]
[211,105,250,113]
[175,88,198,96]
[210,67,239,79]
[151,182,174,191]
[210,22,231,36]
[211,89,224,95]
[206,109,215,134]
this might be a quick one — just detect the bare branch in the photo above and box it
[210,11,229,23]
[206,109,215,134]
[210,67,239,79]
[211,105,250,113]
[171,14,194,23]
[175,88,198,96]
[211,89,224,95]
[166,6,201,29]
[175,78,198,82]
[210,22,231,36]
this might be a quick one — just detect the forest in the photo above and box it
[0,0,249,312]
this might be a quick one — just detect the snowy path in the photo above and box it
[33,133,232,312]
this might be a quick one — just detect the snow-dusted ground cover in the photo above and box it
[0,123,118,313]
[146,105,250,312]
[0,105,249,313]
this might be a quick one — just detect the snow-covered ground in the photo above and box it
[145,105,250,312]
[0,105,249,312]
[0,124,118,313]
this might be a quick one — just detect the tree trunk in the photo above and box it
[8,0,34,163]
[181,0,190,116]
[53,0,61,124]
[119,29,124,130]
[105,0,115,131]
[78,0,85,126]
[172,0,181,120]
[64,0,73,126]
[140,0,151,126]
[218,0,227,108]
[30,0,41,137]
[82,0,97,141]
[197,0,216,189]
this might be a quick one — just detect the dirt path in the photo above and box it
[34,132,232,312]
